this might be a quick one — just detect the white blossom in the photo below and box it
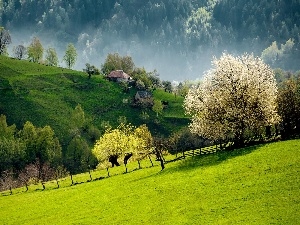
[184,53,280,144]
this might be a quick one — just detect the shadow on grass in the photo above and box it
[165,144,264,173]
[133,145,264,182]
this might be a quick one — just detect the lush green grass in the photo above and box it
[1,140,299,224]
[0,56,188,142]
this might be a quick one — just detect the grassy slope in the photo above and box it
[0,56,188,141]
[0,140,299,224]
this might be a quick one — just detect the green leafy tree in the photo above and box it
[69,104,86,137]
[0,115,26,173]
[277,78,300,139]
[0,114,16,139]
[132,68,153,90]
[27,37,44,63]
[63,43,77,69]
[162,80,173,93]
[45,47,59,66]
[101,53,135,75]
[184,53,280,147]
[152,100,163,117]
[85,63,99,79]
[0,27,11,55]
[65,136,92,184]
[19,122,62,179]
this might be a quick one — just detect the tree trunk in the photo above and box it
[148,155,154,167]
[155,149,165,170]
[234,129,245,148]
[124,164,128,173]
[106,168,110,177]
[138,160,141,169]
[124,153,133,165]
[160,158,165,170]
[159,149,166,162]
[41,181,45,190]
[109,155,120,167]
[88,170,92,181]
[266,126,271,138]
[70,174,74,185]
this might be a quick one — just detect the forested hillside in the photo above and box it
[1,0,299,79]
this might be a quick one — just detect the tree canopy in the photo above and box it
[27,37,44,63]
[63,43,77,69]
[45,47,59,66]
[184,53,280,146]
[92,123,153,167]
[101,53,135,75]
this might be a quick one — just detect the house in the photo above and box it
[134,90,154,107]
[107,70,132,82]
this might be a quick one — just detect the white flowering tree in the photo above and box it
[184,53,280,146]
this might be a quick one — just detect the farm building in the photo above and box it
[107,70,132,82]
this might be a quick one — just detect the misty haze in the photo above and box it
[1,0,299,81]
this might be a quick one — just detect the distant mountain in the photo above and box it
[1,0,300,80]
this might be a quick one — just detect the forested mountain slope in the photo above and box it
[1,0,299,79]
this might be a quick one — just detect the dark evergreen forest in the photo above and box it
[1,0,300,80]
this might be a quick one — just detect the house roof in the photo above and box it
[107,70,131,79]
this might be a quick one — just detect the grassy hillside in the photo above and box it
[0,56,188,144]
[0,140,299,224]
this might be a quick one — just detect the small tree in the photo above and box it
[152,100,163,117]
[184,53,280,147]
[19,122,62,179]
[92,124,132,167]
[92,123,153,170]
[162,80,173,93]
[101,53,135,75]
[27,37,44,63]
[85,63,95,79]
[65,136,91,185]
[0,170,15,194]
[45,47,59,66]
[63,43,77,69]
[133,124,155,168]
[0,27,11,55]
[277,78,300,139]
[13,45,27,60]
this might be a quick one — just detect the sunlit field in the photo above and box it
[1,140,299,224]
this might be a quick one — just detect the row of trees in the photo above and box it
[0,103,100,192]
[0,115,168,192]
[0,114,63,192]
[0,28,77,68]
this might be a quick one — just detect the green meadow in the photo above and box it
[1,140,299,224]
